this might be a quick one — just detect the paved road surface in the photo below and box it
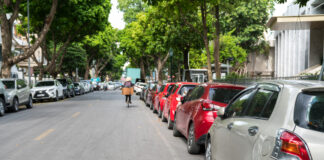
[0,90,204,160]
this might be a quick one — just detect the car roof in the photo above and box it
[176,82,199,85]
[201,83,245,89]
[259,80,324,91]
[1,79,17,81]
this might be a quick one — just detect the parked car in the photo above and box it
[57,78,75,98]
[162,82,198,129]
[0,81,10,116]
[140,85,148,100]
[81,80,94,92]
[1,79,33,112]
[134,82,147,95]
[107,82,115,90]
[74,82,85,95]
[153,83,176,117]
[82,82,91,93]
[144,82,157,103]
[31,80,64,102]
[146,84,162,109]
[205,80,324,160]
[173,83,245,154]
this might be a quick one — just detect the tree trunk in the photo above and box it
[84,58,91,80]
[0,0,58,78]
[201,1,213,82]
[213,5,221,79]
[38,68,44,80]
[140,58,146,80]
[155,52,170,85]
[183,46,191,82]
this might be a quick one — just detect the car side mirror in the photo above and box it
[17,85,22,89]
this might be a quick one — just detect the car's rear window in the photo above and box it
[209,88,242,104]
[295,92,324,133]
[179,85,196,96]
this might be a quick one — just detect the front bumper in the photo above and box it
[32,90,56,100]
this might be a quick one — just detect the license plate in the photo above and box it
[38,94,45,97]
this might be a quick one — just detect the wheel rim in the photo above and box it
[205,140,212,160]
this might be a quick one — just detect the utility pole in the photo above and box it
[27,0,31,86]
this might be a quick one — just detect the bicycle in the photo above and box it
[122,87,134,108]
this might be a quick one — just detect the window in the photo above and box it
[2,80,15,89]
[188,86,205,101]
[171,85,179,94]
[209,88,242,104]
[244,89,278,119]
[179,85,196,96]
[167,85,175,93]
[17,80,27,88]
[225,90,254,118]
[295,92,324,133]
[159,85,166,92]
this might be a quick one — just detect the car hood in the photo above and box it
[32,86,55,91]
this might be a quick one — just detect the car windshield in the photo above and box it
[209,88,242,104]
[179,85,196,95]
[36,81,55,87]
[295,92,324,133]
[74,83,79,86]
[2,81,15,89]
[57,79,67,86]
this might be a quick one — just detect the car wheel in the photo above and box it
[149,103,153,110]
[158,105,162,117]
[173,114,182,137]
[167,113,173,129]
[205,137,212,160]
[152,104,157,113]
[72,91,75,97]
[161,109,167,122]
[12,98,19,112]
[67,91,71,98]
[187,123,201,154]
[62,92,66,99]
[26,96,33,109]
[0,98,5,116]
[54,91,59,101]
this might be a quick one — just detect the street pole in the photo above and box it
[27,0,31,86]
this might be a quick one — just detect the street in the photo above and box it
[0,90,204,160]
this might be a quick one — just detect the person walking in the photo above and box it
[123,77,133,104]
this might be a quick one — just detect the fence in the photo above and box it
[214,75,320,86]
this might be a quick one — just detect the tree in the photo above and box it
[60,43,87,78]
[22,0,111,79]
[117,0,148,23]
[0,0,58,78]
[277,0,308,6]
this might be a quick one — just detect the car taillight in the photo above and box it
[271,129,311,160]
[202,101,221,111]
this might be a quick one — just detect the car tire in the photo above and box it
[26,96,33,109]
[167,113,173,129]
[173,114,182,137]
[67,90,71,98]
[71,91,75,97]
[205,137,212,160]
[54,91,59,101]
[149,103,153,110]
[161,110,167,122]
[12,98,19,112]
[0,98,5,116]
[158,105,162,117]
[152,105,157,113]
[187,123,201,154]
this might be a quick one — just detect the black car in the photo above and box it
[57,78,75,98]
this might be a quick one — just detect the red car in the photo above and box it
[173,83,245,154]
[146,84,162,110]
[162,82,198,129]
[153,83,175,117]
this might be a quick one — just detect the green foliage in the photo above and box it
[219,33,247,65]
[61,43,87,75]
[276,0,309,6]
[118,0,148,23]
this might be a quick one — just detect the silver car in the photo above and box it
[206,80,324,160]
[1,79,33,112]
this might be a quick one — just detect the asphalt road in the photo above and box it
[0,90,204,160]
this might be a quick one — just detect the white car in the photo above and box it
[134,82,147,94]
[206,80,324,160]
[107,82,115,90]
[31,80,64,101]
[82,82,91,93]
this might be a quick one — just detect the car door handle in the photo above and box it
[227,123,234,130]
[248,126,258,136]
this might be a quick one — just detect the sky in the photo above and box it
[108,0,125,30]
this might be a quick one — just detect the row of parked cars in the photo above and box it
[138,80,324,160]
[0,78,95,117]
